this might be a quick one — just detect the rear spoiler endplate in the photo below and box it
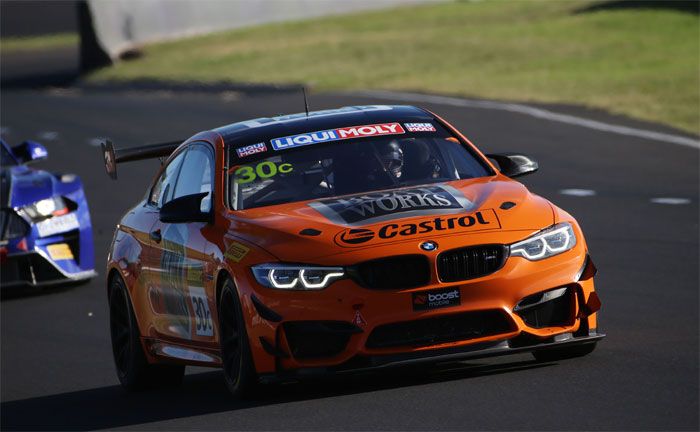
[101,139,182,180]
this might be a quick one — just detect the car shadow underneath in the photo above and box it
[0,278,90,302]
[1,357,553,430]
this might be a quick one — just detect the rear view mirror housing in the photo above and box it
[486,153,538,178]
[159,192,211,223]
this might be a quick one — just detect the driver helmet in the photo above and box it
[379,140,404,178]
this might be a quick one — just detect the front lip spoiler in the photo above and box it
[0,270,97,291]
[1,250,96,290]
[259,331,605,383]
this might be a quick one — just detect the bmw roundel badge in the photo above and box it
[420,241,438,252]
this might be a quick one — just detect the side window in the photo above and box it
[149,151,186,208]
[172,144,214,212]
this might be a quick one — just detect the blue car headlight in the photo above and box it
[510,222,577,261]
[252,264,345,290]
[19,196,70,222]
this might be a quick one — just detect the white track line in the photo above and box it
[87,138,105,147]
[38,131,59,141]
[356,90,700,149]
[650,197,691,205]
[560,189,597,197]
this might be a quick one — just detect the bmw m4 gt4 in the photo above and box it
[103,105,603,396]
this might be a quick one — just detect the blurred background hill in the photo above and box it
[1,0,698,134]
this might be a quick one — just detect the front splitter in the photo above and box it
[259,330,605,383]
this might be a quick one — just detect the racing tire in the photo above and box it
[532,342,597,362]
[109,275,185,390]
[218,278,258,398]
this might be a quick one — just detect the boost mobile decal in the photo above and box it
[309,185,474,226]
[334,209,501,247]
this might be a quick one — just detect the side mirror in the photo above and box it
[486,153,538,178]
[160,192,211,223]
[12,141,48,164]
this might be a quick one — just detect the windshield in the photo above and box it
[228,122,491,210]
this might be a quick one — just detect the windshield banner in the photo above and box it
[271,122,405,151]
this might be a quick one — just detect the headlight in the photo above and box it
[252,264,345,290]
[510,222,577,261]
[19,197,69,221]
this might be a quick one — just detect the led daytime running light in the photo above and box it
[510,222,576,261]
[252,264,345,290]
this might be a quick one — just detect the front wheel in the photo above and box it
[218,279,257,398]
[532,342,597,362]
[109,275,184,390]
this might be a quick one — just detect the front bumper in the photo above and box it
[1,204,95,290]
[239,242,602,376]
[0,250,96,289]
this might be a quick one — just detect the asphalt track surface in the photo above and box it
[0,86,698,431]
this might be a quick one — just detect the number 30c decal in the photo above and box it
[235,161,293,184]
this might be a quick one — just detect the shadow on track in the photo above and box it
[574,0,699,15]
[0,279,89,302]
[0,47,79,89]
[1,358,552,430]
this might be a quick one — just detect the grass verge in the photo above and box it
[0,33,78,53]
[89,1,699,134]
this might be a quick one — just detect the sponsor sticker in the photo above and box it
[404,122,436,132]
[413,288,461,311]
[310,185,473,226]
[187,266,203,283]
[335,209,501,248]
[157,224,193,340]
[236,142,267,158]
[36,213,79,237]
[46,243,74,260]
[189,287,214,337]
[271,122,405,151]
[352,309,367,327]
[224,241,250,262]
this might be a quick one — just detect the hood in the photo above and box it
[3,165,59,208]
[227,177,554,261]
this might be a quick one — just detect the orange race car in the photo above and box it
[103,105,603,397]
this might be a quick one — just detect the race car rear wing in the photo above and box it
[101,139,182,179]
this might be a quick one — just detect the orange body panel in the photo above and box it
[106,114,601,376]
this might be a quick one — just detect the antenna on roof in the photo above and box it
[302,86,310,117]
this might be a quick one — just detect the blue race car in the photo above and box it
[1,140,95,289]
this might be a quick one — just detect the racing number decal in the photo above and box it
[189,287,214,337]
[234,166,255,184]
[235,161,293,184]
